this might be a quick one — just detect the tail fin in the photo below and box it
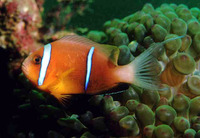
[130,35,186,90]
[131,44,161,90]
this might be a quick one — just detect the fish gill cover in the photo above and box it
[0,0,200,137]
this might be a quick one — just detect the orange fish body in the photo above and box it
[22,35,158,102]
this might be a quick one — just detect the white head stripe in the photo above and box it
[38,43,52,86]
[85,47,95,91]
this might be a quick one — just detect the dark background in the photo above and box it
[69,0,200,30]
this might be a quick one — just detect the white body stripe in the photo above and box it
[38,43,52,86]
[85,47,95,91]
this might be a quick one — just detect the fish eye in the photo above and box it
[33,55,42,64]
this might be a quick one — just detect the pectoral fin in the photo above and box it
[49,80,72,105]
[48,68,74,104]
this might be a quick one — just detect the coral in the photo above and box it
[42,0,93,31]
[151,24,168,42]
[160,53,196,87]
[135,103,155,127]
[172,93,190,118]
[173,117,190,133]
[141,89,160,109]
[0,0,42,78]
[119,115,140,136]
[191,116,200,132]
[155,105,177,125]
[183,128,196,138]
[87,30,107,43]
[143,125,155,138]
[153,124,174,138]
[0,0,42,56]
[187,75,200,95]
[117,45,134,65]
[171,18,187,36]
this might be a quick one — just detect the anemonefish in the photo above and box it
[22,35,168,103]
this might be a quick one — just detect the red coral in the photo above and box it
[14,31,34,48]
[35,0,44,12]
[0,1,3,7]
[6,1,18,14]
[19,12,32,23]
[13,27,40,56]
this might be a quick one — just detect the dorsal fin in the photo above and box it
[59,35,120,65]
[60,35,98,46]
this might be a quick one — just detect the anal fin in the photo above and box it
[51,92,71,105]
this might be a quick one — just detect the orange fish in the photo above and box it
[22,35,159,103]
